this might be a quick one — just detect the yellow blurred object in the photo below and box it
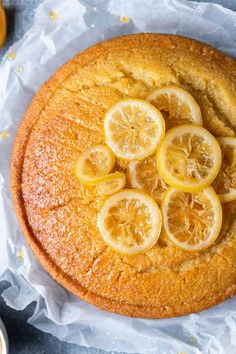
[7,51,16,60]
[49,10,58,22]
[119,15,130,23]
[0,2,7,48]
[0,130,10,139]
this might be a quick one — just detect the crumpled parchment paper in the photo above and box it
[0,0,236,353]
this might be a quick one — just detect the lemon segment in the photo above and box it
[162,187,222,252]
[98,189,162,255]
[75,145,115,185]
[156,124,222,193]
[128,154,167,205]
[148,86,202,129]
[104,99,165,160]
[212,137,236,202]
[95,172,126,195]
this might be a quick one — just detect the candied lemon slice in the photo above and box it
[156,124,222,193]
[104,99,165,160]
[148,86,202,129]
[128,154,167,204]
[0,2,6,48]
[162,187,222,251]
[75,144,115,185]
[95,172,126,195]
[98,189,162,255]
[212,137,236,202]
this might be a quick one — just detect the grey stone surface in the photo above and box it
[0,0,235,353]
[1,0,236,60]
[1,0,40,59]
[0,281,109,354]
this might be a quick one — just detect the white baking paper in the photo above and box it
[0,0,236,353]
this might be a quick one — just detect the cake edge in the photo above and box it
[10,33,236,318]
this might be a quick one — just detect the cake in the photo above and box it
[11,33,236,318]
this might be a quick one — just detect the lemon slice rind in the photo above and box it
[75,144,115,186]
[95,172,126,195]
[147,86,202,128]
[104,99,165,160]
[156,124,222,193]
[98,189,162,255]
[213,137,236,203]
[162,186,222,252]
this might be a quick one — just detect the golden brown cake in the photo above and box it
[11,34,236,318]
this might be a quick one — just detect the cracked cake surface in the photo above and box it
[11,33,236,318]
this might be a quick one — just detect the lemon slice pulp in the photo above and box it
[148,86,202,129]
[104,99,165,160]
[75,144,115,185]
[162,187,222,251]
[156,124,222,192]
[212,137,236,202]
[95,172,126,195]
[98,189,162,254]
[128,154,167,205]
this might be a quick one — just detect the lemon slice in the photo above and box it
[75,145,115,185]
[104,99,165,160]
[156,124,222,193]
[128,154,167,204]
[95,172,126,195]
[162,187,222,252]
[212,137,236,202]
[148,86,202,129]
[98,189,162,255]
[0,3,6,48]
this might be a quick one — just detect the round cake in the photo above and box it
[11,33,236,318]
